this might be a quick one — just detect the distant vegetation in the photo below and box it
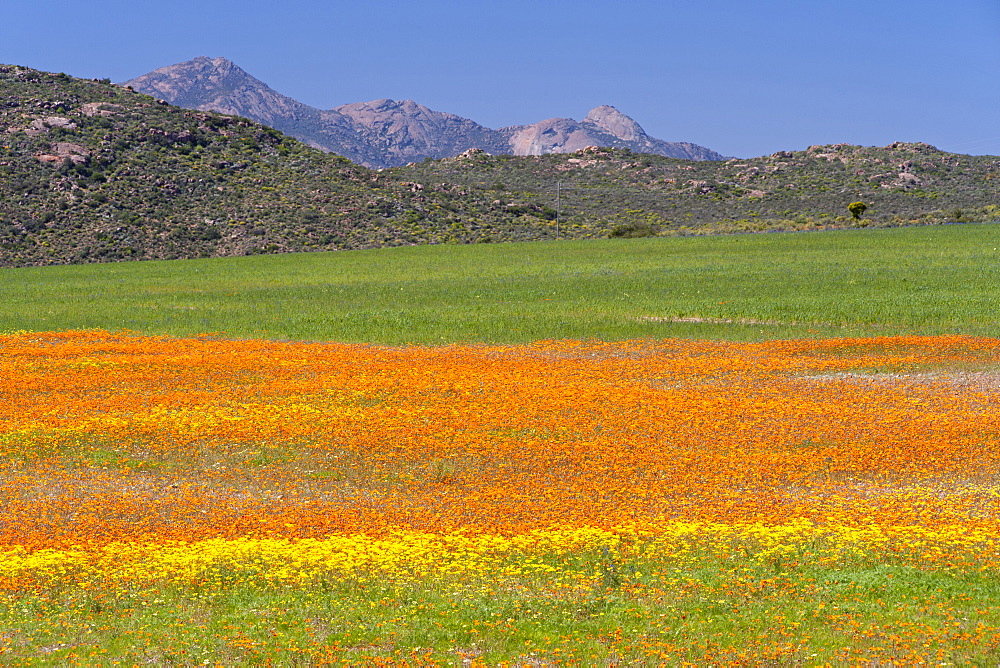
[392,144,1000,237]
[0,66,563,266]
[3,224,998,344]
[1,64,999,268]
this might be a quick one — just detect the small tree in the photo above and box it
[848,201,867,220]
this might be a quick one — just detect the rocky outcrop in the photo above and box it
[35,142,90,165]
[124,57,727,167]
[505,117,599,155]
[79,102,122,117]
[500,105,726,161]
[21,116,78,136]
[584,105,645,141]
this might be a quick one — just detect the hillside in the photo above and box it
[392,143,1000,236]
[3,64,999,268]
[0,65,576,267]
[123,57,726,167]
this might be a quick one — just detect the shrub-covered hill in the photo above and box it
[0,65,576,267]
[391,144,1000,237]
[3,64,1000,268]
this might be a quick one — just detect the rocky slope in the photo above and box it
[332,98,510,164]
[500,105,720,160]
[0,64,579,266]
[391,141,1000,238]
[4,64,998,268]
[123,57,726,167]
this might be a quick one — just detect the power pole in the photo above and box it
[551,181,582,240]
[556,181,560,239]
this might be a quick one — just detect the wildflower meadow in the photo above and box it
[1,329,998,663]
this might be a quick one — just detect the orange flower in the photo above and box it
[0,330,996,569]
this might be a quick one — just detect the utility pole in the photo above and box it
[551,181,582,240]
[556,181,560,239]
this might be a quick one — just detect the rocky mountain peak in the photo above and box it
[126,57,260,102]
[124,57,727,166]
[583,105,646,142]
[190,55,239,71]
[122,56,306,128]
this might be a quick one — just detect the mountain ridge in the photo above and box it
[4,63,999,269]
[123,57,726,167]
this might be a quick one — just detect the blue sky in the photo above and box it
[4,0,998,158]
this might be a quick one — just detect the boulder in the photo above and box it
[35,142,90,165]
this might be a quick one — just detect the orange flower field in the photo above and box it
[2,329,1000,662]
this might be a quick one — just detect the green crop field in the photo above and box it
[3,222,999,343]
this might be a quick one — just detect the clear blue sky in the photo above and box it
[4,0,998,158]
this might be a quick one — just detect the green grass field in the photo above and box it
[4,224,1000,664]
[3,223,999,343]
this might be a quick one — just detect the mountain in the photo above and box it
[499,105,720,160]
[123,57,726,167]
[0,63,587,266]
[117,57,373,162]
[332,98,510,165]
[4,64,999,268]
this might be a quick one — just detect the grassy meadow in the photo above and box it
[2,222,999,343]
[2,224,1000,665]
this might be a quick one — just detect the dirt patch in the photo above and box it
[639,315,806,326]
[810,369,1000,393]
